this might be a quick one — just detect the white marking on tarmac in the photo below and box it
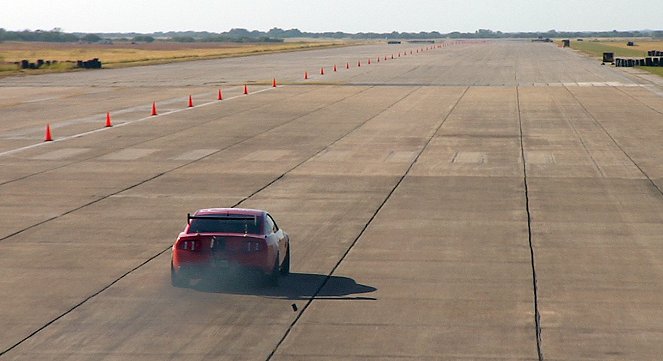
[451,151,486,164]
[0,86,277,158]
[526,151,556,165]
[643,85,663,98]
[22,96,62,103]
[31,148,91,160]
[172,149,219,160]
[316,149,353,161]
[241,150,291,161]
[101,148,159,161]
[546,81,643,88]
[385,151,417,163]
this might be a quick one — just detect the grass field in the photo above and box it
[558,39,663,78]
[565,39,650,57]
[0,40,350,76]
[640,66,663,77]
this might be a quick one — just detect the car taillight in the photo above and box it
[179,239,201,251]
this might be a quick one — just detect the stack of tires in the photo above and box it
[645,50,663,67]
[77,58,102,69]
[19,59,61,70]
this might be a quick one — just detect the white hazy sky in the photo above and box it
[2,0,662,34]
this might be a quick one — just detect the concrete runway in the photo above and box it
[1,41,663,360]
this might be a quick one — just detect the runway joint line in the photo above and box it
[0,84,398,357]
[516,85,544,361]
[0,85,277,159]
[265,86,469,361]
[563,84,663,198]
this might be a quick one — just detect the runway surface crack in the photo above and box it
[0,85,385,356]
[0,84,435,357]
[516,85,544,361]
[550,94,605,177]
[0,86,323,187]
[562,84,663,198]
[0,86,358,243]
[264,86,469,361]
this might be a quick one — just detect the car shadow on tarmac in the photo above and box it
[187,272,377,301]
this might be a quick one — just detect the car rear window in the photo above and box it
[188,216,261,234]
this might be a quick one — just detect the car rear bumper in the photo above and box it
[172,255,272,277]
[172,249,274,274]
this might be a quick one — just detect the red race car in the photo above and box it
[171,208,290,287]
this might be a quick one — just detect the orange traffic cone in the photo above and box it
[377,57,380,63]
[243,84,248,95]
[105,112,112,127]
[333,64,337,72]
[346,62,349,69]
[272,78,277,87]
[305,71,309,79]
[44,124,53,141]
[358,60,361,67]
[188,95,194,108]
[218,88,223,100]
[320,67,325,75]
[151,102,158,116]
[368,58,371,65]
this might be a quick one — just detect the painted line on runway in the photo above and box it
[0,86,277,158]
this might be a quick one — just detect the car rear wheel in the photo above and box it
[280,245,290,276]
[171,261,187,287]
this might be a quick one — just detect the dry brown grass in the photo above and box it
[593,39,663,52]
[560,39,663,78]
[0,40,350,75]
[559,39,663,58]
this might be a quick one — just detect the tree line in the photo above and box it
[1,28,662,43]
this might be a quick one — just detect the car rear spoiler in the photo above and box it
[187,214,257,224]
